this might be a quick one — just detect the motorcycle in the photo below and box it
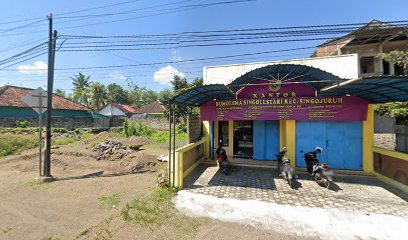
[303,147,334,189]
[277,147,296,188]
[216,145,231,175]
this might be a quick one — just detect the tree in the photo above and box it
[107,83,128,104]
[89,82,108,111]
[191,77,203,88]
[126,81,158,108]
[378,50,408,75]
[171,75,189,92]
[54,89,66,98]
[71,72,91,105]
[376,51,408,123]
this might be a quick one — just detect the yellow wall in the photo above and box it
[279,120,296,167]
[362,104,374,173]
[203,121,210,158]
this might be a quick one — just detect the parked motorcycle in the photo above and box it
[277,147,296,188]
[216,145,231,175]
[303,147,334,189]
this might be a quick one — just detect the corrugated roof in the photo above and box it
[320,76,408,103]
[170,84,235,106]
[134,100,165,114]
[0,85,91,111]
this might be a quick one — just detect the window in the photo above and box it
[395,64,405,75]
[360,56,375,74]
[382,60,390,75]
[218,121,229,146]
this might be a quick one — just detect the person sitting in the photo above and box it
[216,145,231,174]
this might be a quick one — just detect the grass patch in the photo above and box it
[17,179,55,191]
[0,133,38,157]
[98,193,121,209]
[120,188,202,237]
[53,138,76,146]
[122,121,187,144]
[1,226,12,235]
[121,188,173,226]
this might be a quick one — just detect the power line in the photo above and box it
[56,0,256,30]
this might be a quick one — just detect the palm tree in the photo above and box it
[89,82,108,111]
[71,72,91,105]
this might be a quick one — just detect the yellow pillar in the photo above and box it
[203,121,210,158]
[363,104,374,173]
[279,120,296,167]
[285,120,296,168]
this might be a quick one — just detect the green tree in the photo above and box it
[107,83,128,104]
[54,89,66,98]
[377,51,408,123]
[378,50,408,75]
[127,81,158,108]
[89,82,108,111]
[191,77,203,88]
[71,72,91,105]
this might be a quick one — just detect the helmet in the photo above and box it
[314,146,323,153]
[282,146,287,152]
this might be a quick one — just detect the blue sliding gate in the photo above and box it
[253,120,280,160]
[295,121,362,170]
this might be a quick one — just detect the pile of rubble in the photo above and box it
[92,139,135,161]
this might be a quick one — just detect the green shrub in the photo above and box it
[0,134,38,157]
[176,122,187,134]
[52,128,68,133]
[15,120,29,128]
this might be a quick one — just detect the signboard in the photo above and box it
[23,87,48,114]
[200,96,369,121]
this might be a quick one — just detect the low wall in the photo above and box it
[130,118,168,131]
[173,138,205,188]
[0,117,110,129]
[374,133,396,151]
[373,147,408,192]
[396,125,408,153]
[187,115,202,143]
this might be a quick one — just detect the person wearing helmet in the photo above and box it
[305,146,323,176]
[277,146,288,176]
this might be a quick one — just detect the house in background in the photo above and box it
[0,85,107,128]
[131,100,166,119]
[99,103,137,117]
[313,19,408,76]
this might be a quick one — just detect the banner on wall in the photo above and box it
[200,96,369,121]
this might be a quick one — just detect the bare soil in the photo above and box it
[0,132,296,240]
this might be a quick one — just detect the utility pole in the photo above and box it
[44,13,56,177]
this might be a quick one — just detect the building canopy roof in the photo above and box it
[171,64,408,106]
[320,76,408,103]
[170,84,235,106]
[228,64,345,92]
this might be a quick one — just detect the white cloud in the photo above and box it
[109,71,128,81]
[153,65,185,85]
[17,61,47,75]
[169,50,183,62]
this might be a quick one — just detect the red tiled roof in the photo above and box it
[111,103,137,114]
[0,85,91,111]
[134,100,166,114]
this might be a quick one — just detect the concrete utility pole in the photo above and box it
[44,13,57,177]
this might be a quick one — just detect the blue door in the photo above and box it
[295,121,328,167]
[326,122,362,170]
[295,121,362,170]
[253,120,280,160]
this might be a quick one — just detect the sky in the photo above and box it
[1,0,408,94]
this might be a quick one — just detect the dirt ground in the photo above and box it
[0,132,299,240]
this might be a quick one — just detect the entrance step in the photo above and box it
[202,158,278,169]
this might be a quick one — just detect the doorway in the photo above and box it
[233,121,253,158]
